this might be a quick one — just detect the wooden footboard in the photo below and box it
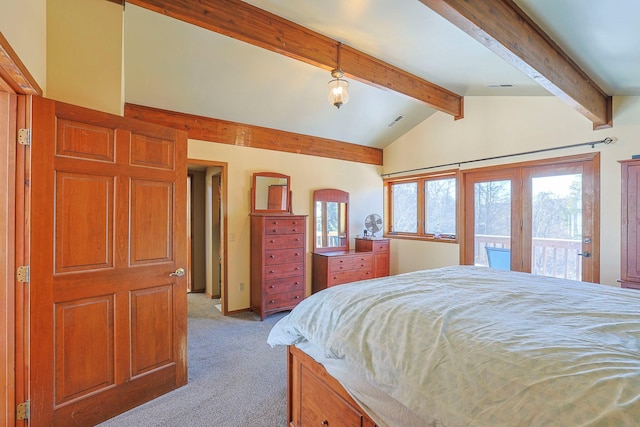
[288,345,377,427]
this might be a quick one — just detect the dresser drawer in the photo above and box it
[264,218,306,234]
[265,277,305,296]
[371,240,389,253]
[264,291,304,310]
[329,257,354,272]
[265,262,304,280]
[265,234,304,250]
[327,269,373,286]
[286,218,305,234]
[351,255,373,270]
[265,248,305,265]
[264,218,288,234]
[355,238,389,253]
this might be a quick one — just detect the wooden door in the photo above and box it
[29,97,188,425]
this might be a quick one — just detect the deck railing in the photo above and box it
[476,235,583,280]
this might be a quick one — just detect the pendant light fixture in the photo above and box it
[328,42,349,109]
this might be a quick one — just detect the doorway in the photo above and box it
[463,153,600,282]
[188,160,228,314]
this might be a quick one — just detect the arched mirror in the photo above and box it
[313,189,349,252]
[252,172,291,213]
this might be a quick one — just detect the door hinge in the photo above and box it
[16,265,30,283]
[18,128,31,146]
[16,401,30,420]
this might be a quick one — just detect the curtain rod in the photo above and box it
[380,137,615,178]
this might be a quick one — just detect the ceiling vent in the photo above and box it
[486,84,516,88]
[388,115,405,127]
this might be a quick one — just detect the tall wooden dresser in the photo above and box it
[312,237,390,293]
[620,159,640,290]
[250,214,307,319]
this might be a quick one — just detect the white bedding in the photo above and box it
[268,266,640,426]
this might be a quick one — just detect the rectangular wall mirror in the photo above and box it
[252,172,291,213]
[313,189,349,252]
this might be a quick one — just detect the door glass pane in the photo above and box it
[424,178,456,237]
[391,182,418,233]
[532,174,582,280]
[474,180,511,268]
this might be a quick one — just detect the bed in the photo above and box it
[267,265,640,427]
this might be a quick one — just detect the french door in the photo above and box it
[463,154,599,282]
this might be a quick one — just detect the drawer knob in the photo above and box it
[269,270,275,273]
[270,240,275,243]
[269,285,275,288]
[270,300,275,304]
[294,295,300,299]
[270,255,276,258]
[321,421,329,426]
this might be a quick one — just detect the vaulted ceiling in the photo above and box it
[122,0,640,159]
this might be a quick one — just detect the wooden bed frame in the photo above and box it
[288,345,377,427]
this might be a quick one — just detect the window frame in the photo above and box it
[383,169,460,243]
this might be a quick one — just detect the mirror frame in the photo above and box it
[313,188,349,253]
[251,172,291,214]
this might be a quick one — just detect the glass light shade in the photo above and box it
[328,78,349,109]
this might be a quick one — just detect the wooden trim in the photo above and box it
[125,0,463,119]
[0,90,17,427]
[124,103,383,166]
[0,33,42,96]
[418,0,612,129]
[106,0,125,5]
[187,159,229,316]
[14,94,29,427]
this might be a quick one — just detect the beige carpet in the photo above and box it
[98,293,289,426]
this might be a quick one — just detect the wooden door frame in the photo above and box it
[460,153,600,282]
[187,159,228,314]
[0,32,42,426]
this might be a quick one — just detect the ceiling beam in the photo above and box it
[124,103,383,165]
[125,0,463,119]
[418,0,612,129]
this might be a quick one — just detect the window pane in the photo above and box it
[424,178,456,236]
[391,182,418,233]
[532,174,582,280]
[474,180,511,267]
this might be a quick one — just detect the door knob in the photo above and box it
[577,252,591,258]
[169,267,186,277]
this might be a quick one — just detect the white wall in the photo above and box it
[189,140,384,311]
[383,96,640,286]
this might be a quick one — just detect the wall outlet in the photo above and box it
[239,282,245,292]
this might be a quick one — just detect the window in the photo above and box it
[385,171,458,241]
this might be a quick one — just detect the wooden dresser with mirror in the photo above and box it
[250,172,307,319]
[311,189,390,293]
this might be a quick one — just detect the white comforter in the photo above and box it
[268,266,640,426]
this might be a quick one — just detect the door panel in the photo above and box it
[130,179,173,264]
[30,97,188,425]
[54,296,115,404]
[473,179,512,268]
[131,285,174,376]
[55,172,114,272]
